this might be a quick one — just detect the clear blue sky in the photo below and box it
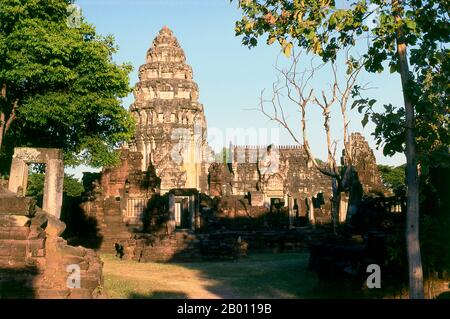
[68,0,406,178]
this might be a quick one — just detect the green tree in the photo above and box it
[25,173,45,198]
[378,164,406,190]
[27,172,84,198]
[232,0,448,298]
[62,174,85,197]
[215,147,231,163]
[0,0,135,174]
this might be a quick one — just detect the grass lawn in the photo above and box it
[102,252,323,299]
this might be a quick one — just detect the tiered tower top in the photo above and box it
[146,26,186,64]
[131,26,201,112]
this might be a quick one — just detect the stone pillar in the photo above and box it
[339,193,349,223]
[135,137,145,171]
[8,158,28,196]
[43,159,64,218]
[307,197,316,227]
[145,139,152,169]
[299,199,307,217]
[167,194,176,234]
[183,134,198,189]
[263,194,270,210]
[190,194,195,230]
[287,195,294,226]
[168,194,175,220]
[195,195,201,230]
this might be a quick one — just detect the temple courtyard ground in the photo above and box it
[102,252,350,299]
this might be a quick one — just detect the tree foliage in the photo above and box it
[378,164,406,191]
[0,0,135,174]
[27,172,84,198]
[420,167,450,283]
[232,0,449,167]
[232,0,449,299]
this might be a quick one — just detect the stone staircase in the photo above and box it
[97,198,132,253]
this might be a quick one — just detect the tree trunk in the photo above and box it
[0,112,5,151]
[332,177,340,234]
[0,84,17,152]
[395,0,424,299]
[0,83,5,150]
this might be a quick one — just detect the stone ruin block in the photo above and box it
[250,192,264,207]
[0,186,33,215]
[1,178,103,298]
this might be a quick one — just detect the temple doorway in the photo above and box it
[269,197,284,213]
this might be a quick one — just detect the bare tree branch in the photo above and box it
[258,52,369,183]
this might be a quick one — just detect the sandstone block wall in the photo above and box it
[81,198,133,254]
[117,231,201,262]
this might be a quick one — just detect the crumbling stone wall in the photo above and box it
[227,145,332,199]
[216,195,267,219]
[0,187,103,299]
[347,133,385,194]
[116,231,201,262]
[209,145,333,224]
[81,149,160,253]
[81,197,133,254]
[209,137,385,225]
[114,229,309,262]
[208,162,233,197]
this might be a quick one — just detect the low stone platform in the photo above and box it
[112,228,314,263]
[117,230,202,262]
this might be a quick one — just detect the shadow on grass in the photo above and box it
[176,252,372,299]
[178,253,318,298]
[437,291,450,299]
[0,266,37,299]
[103,252,389,299]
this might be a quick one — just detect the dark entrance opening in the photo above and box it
[174,197,191,229]
[270,197,284,213]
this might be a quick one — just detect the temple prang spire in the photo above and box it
[129,26,210,194]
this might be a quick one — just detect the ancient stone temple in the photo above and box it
[81,26,386,255]
[346,132,385,194]
[129,26,211,194]
[209,145,333,224]
[80,27,212,254]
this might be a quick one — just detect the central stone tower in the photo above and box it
[129,26,210,194]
